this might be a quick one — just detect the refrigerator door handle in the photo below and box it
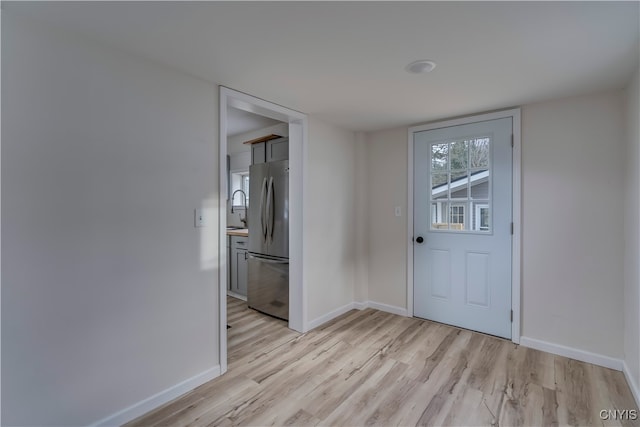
[248,254,289,265]
[269,177,275,241]
[259,177,268,242]
[265,176,274,243]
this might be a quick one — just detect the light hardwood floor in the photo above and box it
[127,297,638,426]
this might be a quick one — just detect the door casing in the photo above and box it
[407,108,522,343]
[219,87,308,375]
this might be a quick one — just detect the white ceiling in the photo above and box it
[5,1,639,132]
[227,107,282,137]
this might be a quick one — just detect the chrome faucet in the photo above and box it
[231,189,248,227]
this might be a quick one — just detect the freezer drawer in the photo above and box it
[247,254,289,321]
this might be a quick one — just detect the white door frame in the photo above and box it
[407,108,522,344]
[219,87,308,374]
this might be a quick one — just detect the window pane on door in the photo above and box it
[450,204,465,230]
[429,135,492,233]
[450,140,468,170]
[480,207,489,230]
[470,169,489,199]
[431,143,448,171]
[470,138,490,168]
[431,173,448,199]
[450,171,469,199]
[431,202,449,230]
[473,203,490,232]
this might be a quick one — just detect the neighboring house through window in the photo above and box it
[429,136,491,232]
[450,204,465,226]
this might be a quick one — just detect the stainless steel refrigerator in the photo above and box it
[247,159,289,320]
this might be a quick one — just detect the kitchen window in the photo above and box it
[231,171,250,207]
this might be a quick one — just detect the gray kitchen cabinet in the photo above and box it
[230,235,248,297]
[251,142,266,165]
[266,138,288,162]
[227,236,231,291]
[234,249,248,296]
[251,137,288,164]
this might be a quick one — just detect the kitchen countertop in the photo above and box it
[227,228,249,237]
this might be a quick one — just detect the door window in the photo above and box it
[429,137,491,232]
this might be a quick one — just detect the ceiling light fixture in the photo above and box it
[405,60,437,74]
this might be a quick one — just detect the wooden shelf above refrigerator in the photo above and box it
[242,134,282,145]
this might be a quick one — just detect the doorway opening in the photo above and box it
[219,87,308,374]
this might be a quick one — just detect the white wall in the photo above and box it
[304,118,358,323]
[2,13,219,426]
[354,132,370,303]
[624,67,640,397]
[229,151,252,171]
[365,127,408,309]
[364,89,626,359]
[521,91,625,358]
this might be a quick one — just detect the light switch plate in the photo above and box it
[395,206,402,217]
[195,208,206,227]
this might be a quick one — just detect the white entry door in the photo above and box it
[413,117,513,339]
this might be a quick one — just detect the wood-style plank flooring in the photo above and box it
[127,297,638,426]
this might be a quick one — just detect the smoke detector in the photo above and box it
[405,60,437,74]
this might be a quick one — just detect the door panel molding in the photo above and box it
[407,108,521,343]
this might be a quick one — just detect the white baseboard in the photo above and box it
[366,300,409,317]
[306,299,411,332]
[623,361,640,408]
[306,302,358,331]
[519,336,622,371]
[353,301,368,310]
[227,290,247,301]
[306,300,410,331]
[90,365,221,427]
